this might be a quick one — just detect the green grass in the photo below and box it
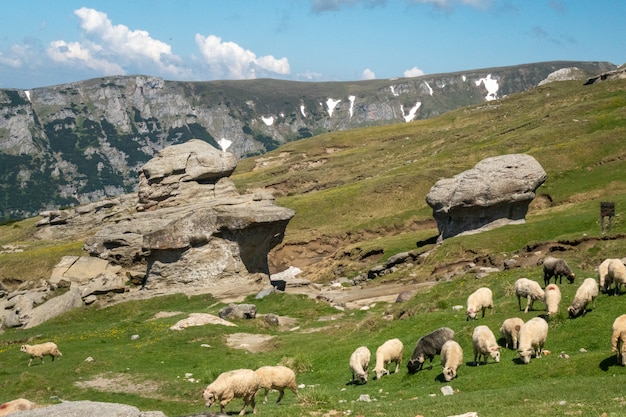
[2,267,626,416]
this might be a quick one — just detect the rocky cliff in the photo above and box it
[0,61,615,219]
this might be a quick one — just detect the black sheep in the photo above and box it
[407,327,455,374]
[543,256,575,287]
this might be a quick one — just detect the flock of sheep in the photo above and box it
[16,255,626,415]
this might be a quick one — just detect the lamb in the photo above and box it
[440,340,463,381]
[254,365,298,404]
[568,277,599,318]
[472,325,500,365]
[203,369,261,415]
[372,338,403,380]
[19,342,62,366]
[607,258,626,295]
[407,327,455,374]
[348,346,371,384]
[466,287,493,320]
[499,317,524,350]
[542,256,575,286]
[0,398,37,416]
[611,314,626,366]
[514,278,545,313]
[544,283,561,317]
[517,317,549,364]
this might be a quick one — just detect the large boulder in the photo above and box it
[426,154,546,241]
[82,139,294,290]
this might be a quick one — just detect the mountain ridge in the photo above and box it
[0,60,616,219]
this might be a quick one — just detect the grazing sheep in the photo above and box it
[0,398,37,416]
[568,277,599,318]
[203,369,261,415]
[19,342,62,366]
[514,278,545,313]
[472,325,500,365]
[349,346,371,384]
[598,258,612,293]
[499,317,524,350]
[611,314,626,366]
[440,340,463,381]
[517,317,549,364]
[254,365,298,404]
[607,258,626,295]
[544,283,561,317]
[466,287,493,320]
[542,256,575,286]
[372,338,403,380]
[407,327,455,374]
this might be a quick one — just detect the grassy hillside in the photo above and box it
[1,77,626,416]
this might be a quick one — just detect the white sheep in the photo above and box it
[372,338,403,380]
[612,314,626,366]
[254,365,298,404]
[0,398,37,416]
[568,277,599,318]
[203,369,261,415]
[440,340,463,381]
[349,346,371,384]
[19,342,62,366]
[517,317,549,364]
[499,317,524,350]
[472,325,500,365]
[544,283,561,317]
[466,287,493,320]
[598,258,612,293]
[607,258,626,295]
[514,278,545,313]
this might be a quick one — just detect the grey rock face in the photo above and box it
[13,400,166,417]
[426,154,546,240]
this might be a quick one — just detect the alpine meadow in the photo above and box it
[2,75,626,417]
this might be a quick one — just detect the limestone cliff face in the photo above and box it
[0,61,615,218]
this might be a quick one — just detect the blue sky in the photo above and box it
[1,0,624,89]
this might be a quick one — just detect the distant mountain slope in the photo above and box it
[0,60,616,219]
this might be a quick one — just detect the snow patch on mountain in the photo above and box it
[475,74,499,101]
[401,102,421,122]
[261,116,274,126]
[326,98,341,117]
[348,95,355,118]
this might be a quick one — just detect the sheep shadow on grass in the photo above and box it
[599,355,623,371]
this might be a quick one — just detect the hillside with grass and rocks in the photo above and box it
[0,66,626,417]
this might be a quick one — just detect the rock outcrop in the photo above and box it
[426,154,546,241]
[82,139,294,290]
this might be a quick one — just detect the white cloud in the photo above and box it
[411,0,493,10]
[195,34,289,79]
[45,8,188,79]
[404,66,425,77]
[47,40,124,75]
[361,68,376,80]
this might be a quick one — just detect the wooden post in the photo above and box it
[601,202,615,234]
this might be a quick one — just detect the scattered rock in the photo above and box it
[169,313,236,330]
[441,385,454,396]
[219,303,257,320]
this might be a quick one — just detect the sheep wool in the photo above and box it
[466,287,494,320]
[611,314,626,366]
[542,256,575,286]
[607,258,626,295]
[19,342,62,367]
[514,278,545,313]
[203,369,261,416]
[472,325,500,365]
[254,365,298,404]
[373,338,403,380]
[568,277,599,318]
[499,317,524,350]
[544,284,561,317]
[349,346,371,384]
[407,327,455,374]
[0,398,37,416]
[517,317,549,364]
[598,258,612,293]
[440,340,463,382]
